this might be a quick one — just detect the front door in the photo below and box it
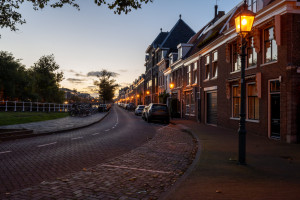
[271,94,280,138]
[207,91,217,125]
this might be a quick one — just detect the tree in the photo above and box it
[0,0,153,36]
[30,54,65,103]
[94,70,119,104]
[0,51,30,100]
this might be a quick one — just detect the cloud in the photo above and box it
[75,73,86,77]
[118,69,128,73]
[119,82,131,87]
[87,71,119,77]
[67,78,86,84]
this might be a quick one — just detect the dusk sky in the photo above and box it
[0,0,242,97]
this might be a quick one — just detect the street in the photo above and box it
[0,106,197,199]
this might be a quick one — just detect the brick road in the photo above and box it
[1,123,197,200]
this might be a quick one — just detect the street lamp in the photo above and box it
[146,90,150,95]
[169,83,175,90]
[234,0,255,165]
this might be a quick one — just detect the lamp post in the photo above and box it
[234,0,255,165]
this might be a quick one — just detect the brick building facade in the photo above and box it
[118,0,300,143]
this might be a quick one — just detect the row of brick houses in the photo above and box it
[117,0,300,143]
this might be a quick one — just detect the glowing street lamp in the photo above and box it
[146,90,150,95]
[234,0,255,165]
[137,94,140,98]
[169,83,175,90]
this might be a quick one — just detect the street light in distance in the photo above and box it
[169,83,175,90]
[234,0,255,165]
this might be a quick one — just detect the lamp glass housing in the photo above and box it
[235,9,255,34]
[169,83,174,89]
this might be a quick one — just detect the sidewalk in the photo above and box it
[0,112,109,135]
[164,119,300,200]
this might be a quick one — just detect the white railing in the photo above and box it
[0,101,71,112]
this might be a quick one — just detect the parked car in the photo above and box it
[141,105,149,120]
[145,103,169,124]
[135,105,145,115]
[98,104,107,112]
[126,103,136,111]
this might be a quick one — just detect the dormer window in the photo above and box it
[248,0,257,13]
[177,43,193,60]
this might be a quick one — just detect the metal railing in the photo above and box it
[0,101,71,112]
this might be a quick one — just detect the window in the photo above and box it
[232,43,241,72]
[264,27,278,63]
[187,65,191,85]
[270,80,280,92]
[247,37,257,67]
[193,62,197,84]
[205,55,210,79]
[248,83,259,120]
[248,0,257,13]
[212,51,218,78]
[232,85,240,118]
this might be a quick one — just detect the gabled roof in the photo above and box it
[160,18,195,52]
[184,4,241,58]
[151,32,169,49]
[147,18,195,53]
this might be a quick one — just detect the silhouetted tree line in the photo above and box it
[0,51,65,103]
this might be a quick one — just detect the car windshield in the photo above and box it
[138,106,145,109]
[152,105,167,111]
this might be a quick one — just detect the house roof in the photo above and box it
[151,32,169,49]
[160,18,195,52]
[184,5,240,58]
[147,18,195,53]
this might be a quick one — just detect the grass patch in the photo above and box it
[0,112,69,126]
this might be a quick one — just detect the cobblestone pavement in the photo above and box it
[1,124,198,200]
[0,112,107,134]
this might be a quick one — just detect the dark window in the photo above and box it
[247,37,257,67]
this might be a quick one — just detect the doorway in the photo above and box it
[269,80,280,139]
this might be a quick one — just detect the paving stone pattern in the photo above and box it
[0,113,107,134]
[2,124,198,200]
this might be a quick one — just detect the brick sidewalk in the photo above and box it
[0,112,108,134]
[164,119,300,200]
[1,124,197,200]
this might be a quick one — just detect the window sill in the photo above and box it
[230,117,260,123]
[230,70,240,74]
[230,117,239,121]
[246,119,260,123]
[192,83,198,86]
[203,78,210,82]
[211,76,217,80]
[246,65,257,70]
[260,60,278,67]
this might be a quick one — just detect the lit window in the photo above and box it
[264,27,278,63]
[232,85,240,118]
[248,83,259,120]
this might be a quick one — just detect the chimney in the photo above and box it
[215,5,218,18]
